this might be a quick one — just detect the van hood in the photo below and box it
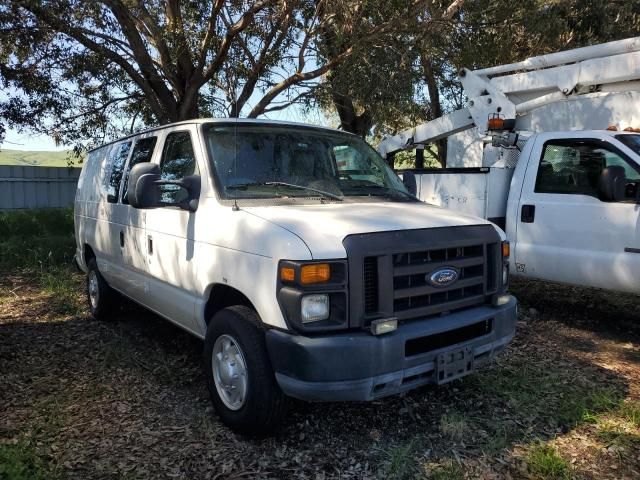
[243,201,496,259]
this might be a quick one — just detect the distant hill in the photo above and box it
[0,149,83,167]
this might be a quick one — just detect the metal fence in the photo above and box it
[0,166,81,210]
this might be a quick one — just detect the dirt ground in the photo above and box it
[1,273,639,480]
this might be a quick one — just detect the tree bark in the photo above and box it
[422,57,447,167]
[332,92,372,137]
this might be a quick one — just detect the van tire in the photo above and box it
[86,258,117,321]
[204,306,288,435]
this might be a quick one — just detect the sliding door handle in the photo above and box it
[147,235,153,255]
[119,231,125,247]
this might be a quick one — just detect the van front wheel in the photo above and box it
[204,306,288,435]
[86,258,117,320]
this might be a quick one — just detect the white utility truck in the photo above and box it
[379,37,640,294]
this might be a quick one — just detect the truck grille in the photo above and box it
[344,225,502,327]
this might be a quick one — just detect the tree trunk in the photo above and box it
[332,92,372,137]
[422,57,447,167]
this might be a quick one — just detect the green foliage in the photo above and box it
[525,443,571,480]
[0,441,52,480]
[0,149,81,167]
[0,208,75,271]
[384,439,418,480]
[428,461,464,480]
[0,1,428,151]
[0,208,81,315]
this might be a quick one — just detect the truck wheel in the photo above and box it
[86,258,117,320]
[204,306,288,435]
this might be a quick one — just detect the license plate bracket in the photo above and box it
[436,346,474,384]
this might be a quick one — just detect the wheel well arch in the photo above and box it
[204,284,257,325]
[84,244,96,265]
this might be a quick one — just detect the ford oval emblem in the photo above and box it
[428,267,459,287]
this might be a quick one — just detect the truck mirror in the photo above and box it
[128,163,161,208]
[597,165,626,202]
[402,171,417,196]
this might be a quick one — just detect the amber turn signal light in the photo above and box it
[300,264,331,284]
[487,117,505,130]
[280,266,295,282]
[502,241,510,258]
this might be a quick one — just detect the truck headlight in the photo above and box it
[301,294,330,323]
[503,263,509,286]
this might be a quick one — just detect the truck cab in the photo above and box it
[379,36,640,296]
[506,130,640,293]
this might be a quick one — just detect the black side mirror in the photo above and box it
[128,163,161,208]
[402,171,417,196]
[128,163,200,212]
[598,165,626,202]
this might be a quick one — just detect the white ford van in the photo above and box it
[74,119,517,434]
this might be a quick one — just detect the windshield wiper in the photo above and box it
[226,181,343,201]
[344,184,416,200]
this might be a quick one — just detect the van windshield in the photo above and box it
[202,123,413,202]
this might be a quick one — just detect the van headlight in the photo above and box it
[301,294,330,323]
[277,259,348,332]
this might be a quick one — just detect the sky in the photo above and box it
[2,102,333,152]
[3,128,65,151]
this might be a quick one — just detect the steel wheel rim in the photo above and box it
[88,270,99,309]
[212,334,248,411]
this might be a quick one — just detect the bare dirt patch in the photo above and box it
[1,274,639,479]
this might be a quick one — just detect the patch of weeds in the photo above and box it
[439,412,469,441]
[0,440,54,480]
[469,359,623,431]
[596,420,640,451]
[40,267,83,316]
[619,400,640,428]
[557,389,619,428]
[525,442,571,480]
[424,460,464,480]
[484,424,515,455]
[384,439,417,480]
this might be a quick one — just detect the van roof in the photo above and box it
[88,118,354,153]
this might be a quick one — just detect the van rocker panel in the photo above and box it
[265,295,516,401]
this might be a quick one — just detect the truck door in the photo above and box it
[514,133,640,293]
[143,126,202,333]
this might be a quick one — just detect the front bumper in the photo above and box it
[265,295,517,401]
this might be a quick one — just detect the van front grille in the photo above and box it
[346,225,502,327]
[363,256,379,314]
[391,244,486,319]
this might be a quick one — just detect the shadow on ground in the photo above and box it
[1,277,639,479]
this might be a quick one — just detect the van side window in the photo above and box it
[535,140,640,201]
[122,136,157,204]
[159,131,199,203]
[106,142,132,203]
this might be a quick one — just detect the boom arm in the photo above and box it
[378,36,640,157]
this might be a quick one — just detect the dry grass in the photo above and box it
[1,212,639,479]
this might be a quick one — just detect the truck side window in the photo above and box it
[159,131,199,203]
[122,136,158,204]
[535,140,639,201]
[106,142,132,203]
